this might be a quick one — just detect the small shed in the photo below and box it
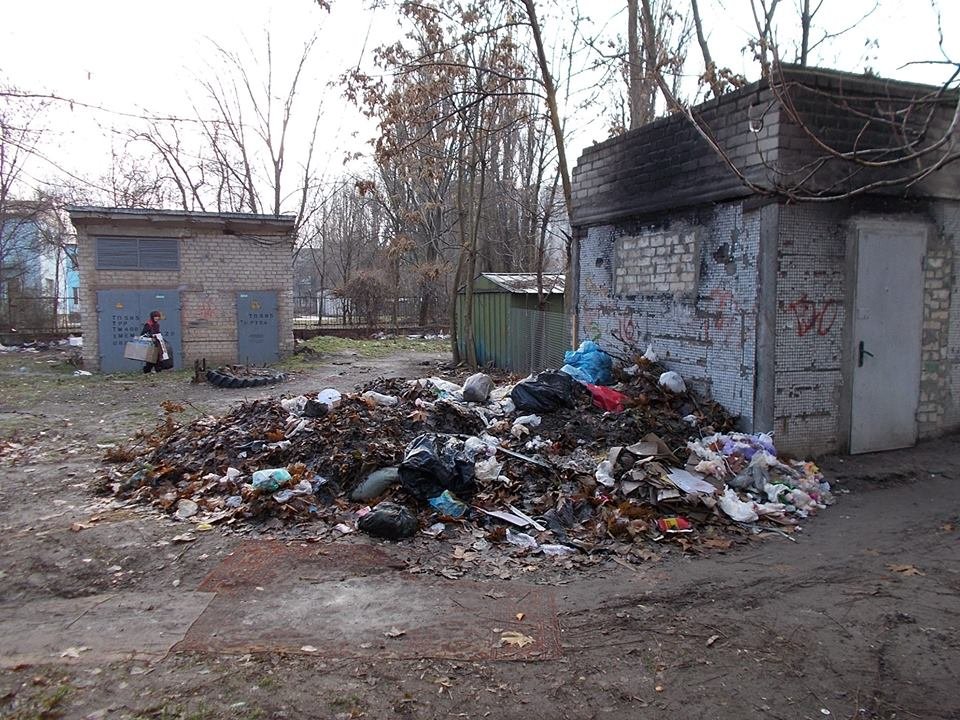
[455,272,565,371]
[69,206,296,372]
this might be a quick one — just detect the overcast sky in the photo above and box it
[1,0,956,202]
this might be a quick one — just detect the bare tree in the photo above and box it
[648,0,959,201]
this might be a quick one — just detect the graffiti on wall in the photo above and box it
[786,293,837,337]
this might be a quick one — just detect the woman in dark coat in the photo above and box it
[141,310,164,373]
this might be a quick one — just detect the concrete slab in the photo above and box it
[178,541,561,661]
[0,591,215,667]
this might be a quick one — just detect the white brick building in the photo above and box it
[69,207,296,372]
[571,67,960,456]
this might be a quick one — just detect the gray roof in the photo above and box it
[67,206,297,233]
[481,273,565,294]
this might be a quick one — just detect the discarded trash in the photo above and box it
[513,414,542,428]
[658,371,687,393]
[475,457,504,482]
[642,344,658,362]
[656,517,693,534]
[316,388,342,409]
[399,434,477,501]
[479,508,533,528]
[357,502,418,540]
[718,487,759,523]
[428,377,463,395]
[73,369,93,376]
[461,372,494,402]
[563,340,613,385]
[384,627,406,638]
[585,384,627,412]
[540,543,577,556]
[423,522,446,537]
[351,466,400,501]
[251,468,292,493]
[428,490,469,518]
[510,370,579,413]
[595,459,616,488]
[666,468,717,495]
[361,390,398,406]
[506,529,539,549]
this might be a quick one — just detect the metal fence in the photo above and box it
[508,308,570,374]
[293,295,445,330]
[1,294,80,333]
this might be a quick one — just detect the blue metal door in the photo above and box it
[96,290,143,373]
[140,290,182,371]
[96,289,182,373]
[237,291,279,365]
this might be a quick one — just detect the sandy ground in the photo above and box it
[0,344,957,720]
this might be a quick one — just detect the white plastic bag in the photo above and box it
[658,371,686,393]
[361,390,398,406]
[718,487,758,522]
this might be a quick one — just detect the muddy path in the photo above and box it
[0,345,958,720]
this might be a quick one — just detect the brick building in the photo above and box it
[69,207,296,372]
[570,66,960,455]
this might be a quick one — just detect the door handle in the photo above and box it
[858,341,874,367]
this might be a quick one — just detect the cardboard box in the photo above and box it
[124,338,159,363]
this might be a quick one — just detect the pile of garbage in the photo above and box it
[102,341,833,560]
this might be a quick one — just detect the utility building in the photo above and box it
[571,66,960,455]
[69,206,296,372]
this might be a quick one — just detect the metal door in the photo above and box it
[140,290,182,371]
[96,290,143,373]
[237,291,279,365]
[96,290,182,373]
[850,226,926,453]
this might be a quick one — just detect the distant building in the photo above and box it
[0,203,78,330]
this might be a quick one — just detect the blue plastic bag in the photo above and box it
[563,340,613,385]
[428,490,469,518]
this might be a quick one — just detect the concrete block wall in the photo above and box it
[773,204,847,455]
[614,230,698,296]
[929,200,960,432]
[579,201,761,428]
[77,223,294,370]
[773,200,960,454]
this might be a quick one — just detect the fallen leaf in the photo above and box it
[384,627,406,638]
[60,646,90,658]
[499,631,534,648]
[888,564,925,576]
[170,533,196,543]
[706,634,720,646]
[515,612,525,622]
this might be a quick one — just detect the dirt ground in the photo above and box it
[0,342,958,720]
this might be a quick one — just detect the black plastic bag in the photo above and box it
[399,434,477,501]
[357,501,418,540]
[510,370,578,413]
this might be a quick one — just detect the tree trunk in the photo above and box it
[522,0,577,347]
[627,0,643,130]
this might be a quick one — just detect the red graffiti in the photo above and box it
[787,293,837,337]
[710,289,735,330]
[617,314,637,344]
